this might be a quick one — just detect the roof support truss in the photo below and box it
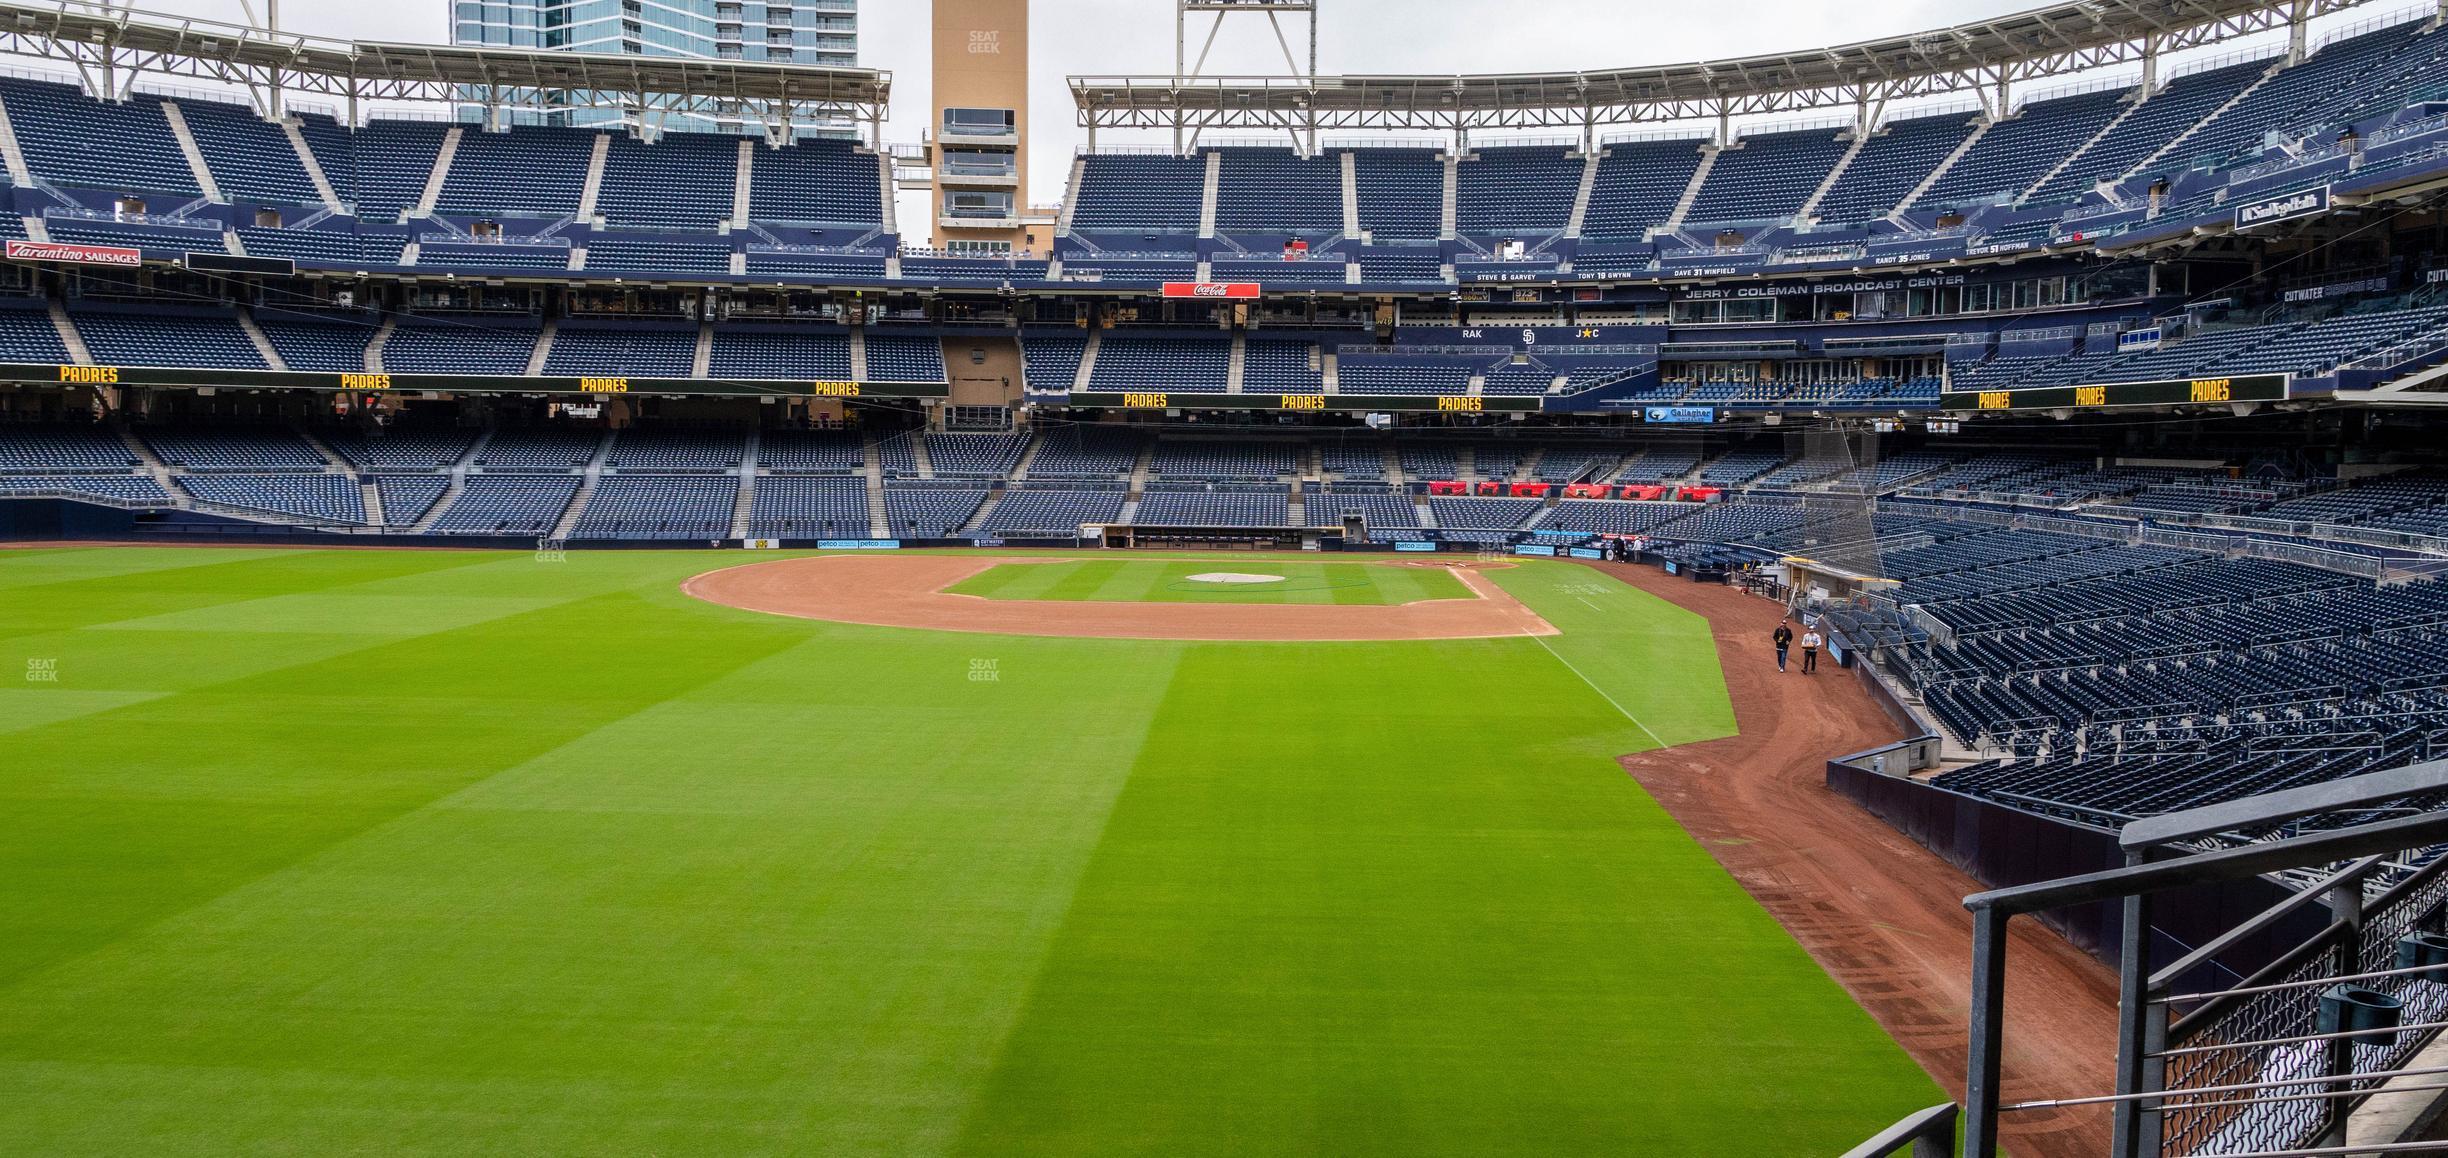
[0,1,889,136]
[1073,0,2368,138]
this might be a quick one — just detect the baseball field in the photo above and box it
[0,545,1938,1154]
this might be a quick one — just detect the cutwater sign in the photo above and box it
[2234,186,2329,230]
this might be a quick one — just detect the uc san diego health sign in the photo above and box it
[2234,186,2329,230]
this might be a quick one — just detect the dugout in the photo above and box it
[1091,523,1314,551]
[1782,554,1903,605]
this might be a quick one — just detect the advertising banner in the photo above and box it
[1160,282,1262,300]
[2234,186,2329,230]
[6,239,141,266]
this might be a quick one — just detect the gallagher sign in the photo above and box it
[1161,282,1262,300]
[5,239,141,267]
[2234,186,2329,230]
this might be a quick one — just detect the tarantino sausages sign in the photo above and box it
[5,239,141,267]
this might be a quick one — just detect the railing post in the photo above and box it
[1964,906,2010,1158]
[2318,871,2368,1149]
[2138,997,2167,1156]
[2112,846,2161,1158]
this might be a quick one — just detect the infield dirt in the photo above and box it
[684,553,1559,641]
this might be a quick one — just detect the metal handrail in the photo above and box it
[1936,774,2448,1158]
[1840,1103,1959,1157]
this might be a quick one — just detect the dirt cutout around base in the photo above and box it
[1589,561,2118,1158]
[683,554,1559,642]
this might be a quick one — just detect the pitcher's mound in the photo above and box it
[1185,572,1287,585]
[684,554,1559,642]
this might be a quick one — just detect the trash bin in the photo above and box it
[2318,984,2404,1047]
[2396,932,2448,984]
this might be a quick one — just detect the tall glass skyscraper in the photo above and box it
[450,1,859,135]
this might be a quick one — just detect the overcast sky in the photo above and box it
[125,0,2332,235]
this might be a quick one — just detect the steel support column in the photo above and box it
[1964,907,2011,1158]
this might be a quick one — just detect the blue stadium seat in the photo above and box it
[711,325,853,381]
[597,132,737,231]
[750,475,871,536]
[434,125,597,220]
[173,97,324,205]
[428,474,580,535]
[1069,153,1205,234]
[1352,148,1444,240]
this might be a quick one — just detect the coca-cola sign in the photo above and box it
[1160,282,1261,299]
[5,239,142,267]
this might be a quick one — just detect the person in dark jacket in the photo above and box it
[1773,620,1794,672]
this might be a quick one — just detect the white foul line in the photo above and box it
[1529,631,1669,751]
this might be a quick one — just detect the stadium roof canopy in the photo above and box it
[1071,0,2374,140]
[0,0,890,135]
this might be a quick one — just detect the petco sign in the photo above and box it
[5,239,140,267]
[2234,186,2329,230]
[1161,282,1261,300]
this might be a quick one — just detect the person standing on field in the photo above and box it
[1800,627,1823,674]
[1773,619,1794,672]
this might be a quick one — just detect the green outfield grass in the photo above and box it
[946,558,1470,605]
[0,546,1937,1155]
